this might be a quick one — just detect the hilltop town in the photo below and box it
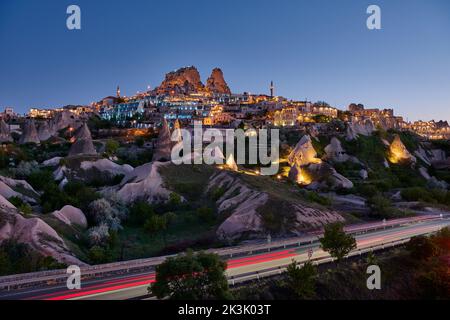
[2,65,448,141]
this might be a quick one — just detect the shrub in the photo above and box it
[18,203,33,216]
[128,201,155,226]
[13,161,39,178]
[8,196,24,208]
[367,195,401,218]
[105,139,120,155]
[401,187,433,202]
[144,215,166,235]
[88,246,109,264]
[41,183,72,213]
[87,224,110,246]
[358,184,380,197]
[63,181,100,212]
[0,240,65,276]
[168,192,182,208]
[305,191,331,206]
[88,198,119,225]
[196,206,215,223]
[210,187,226,202]
[135,136,145,147]
[28,169,54,191]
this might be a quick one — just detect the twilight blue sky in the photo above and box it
[0,0,449,121]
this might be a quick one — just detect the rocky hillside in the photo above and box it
[0,204,84,266]
[208,171,344,241]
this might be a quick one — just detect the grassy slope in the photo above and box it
[109,164,222,260]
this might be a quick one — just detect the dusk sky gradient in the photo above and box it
[1,0,449,121]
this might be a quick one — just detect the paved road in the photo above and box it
[1,218,447,301]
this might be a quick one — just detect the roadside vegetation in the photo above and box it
[233,227,450,300]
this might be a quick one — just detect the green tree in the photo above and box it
[286,260,317,299]
[128,201,155,226]
[367,195,394,218]
[196,206,215,223]
[150,251,231,300]
[168,192,182,208]
[144,215,166,235]
[135,136,145,147]
[312,114,331,123]
[88,246,108,264]
[406,236,437,260]
[105,139,120,156]
[319,222,356,263]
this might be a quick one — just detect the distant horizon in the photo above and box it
[1,0,450,122]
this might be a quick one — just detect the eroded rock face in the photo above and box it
[288,135,353,189]
[19,120,40,144]
[112,161,171,204]
[152,118,172,162]
[359,169,368,180]
[0,119,12,143]
[225,154,238,171]
[347,119,375,139]
[345,124,357,141]
[206,68,231,94]
[324,137,349,163]
[37,121,52,141]
[50,110,80,134]
[210,171,344,241]
[388,134,416,164]
[0,204,84,265]
[80,159,133,177]
[288,135,321,167]
[172,119,182,144]
[155,66,204,95]
[303,162,354,190]
[68,123,97,156]
[51,205,87,228]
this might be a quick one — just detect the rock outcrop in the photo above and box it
[209,171,344,241]
[346,119,375,140]
[359,169,368,180]
[42,157,63,167]
[37,121,52,141]
[152,118,172,162]
[172,119,182,144]
[345,124,358,141]
[388,134,416,164]
[206,68,231,94]
[301,162,354,190]
[288,135,321,167]
[51,205,87,228]
[80,159,133,177]
[324,137,349,162]
[225,154,238,171]
[50,109,80,134]
[19,120,40,144]
[155,66,204,95]
[0,175,39,204]
[52,158,131,186]
[0,176,38,197]
[0,204,83,265]
[68,123,97,156]
[288,135,353,189]
[0,194,15,209]
[0,119,12,143]
[112,161,171,204]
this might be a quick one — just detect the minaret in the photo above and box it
[270,81,274,98]
[116,85,121,98]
